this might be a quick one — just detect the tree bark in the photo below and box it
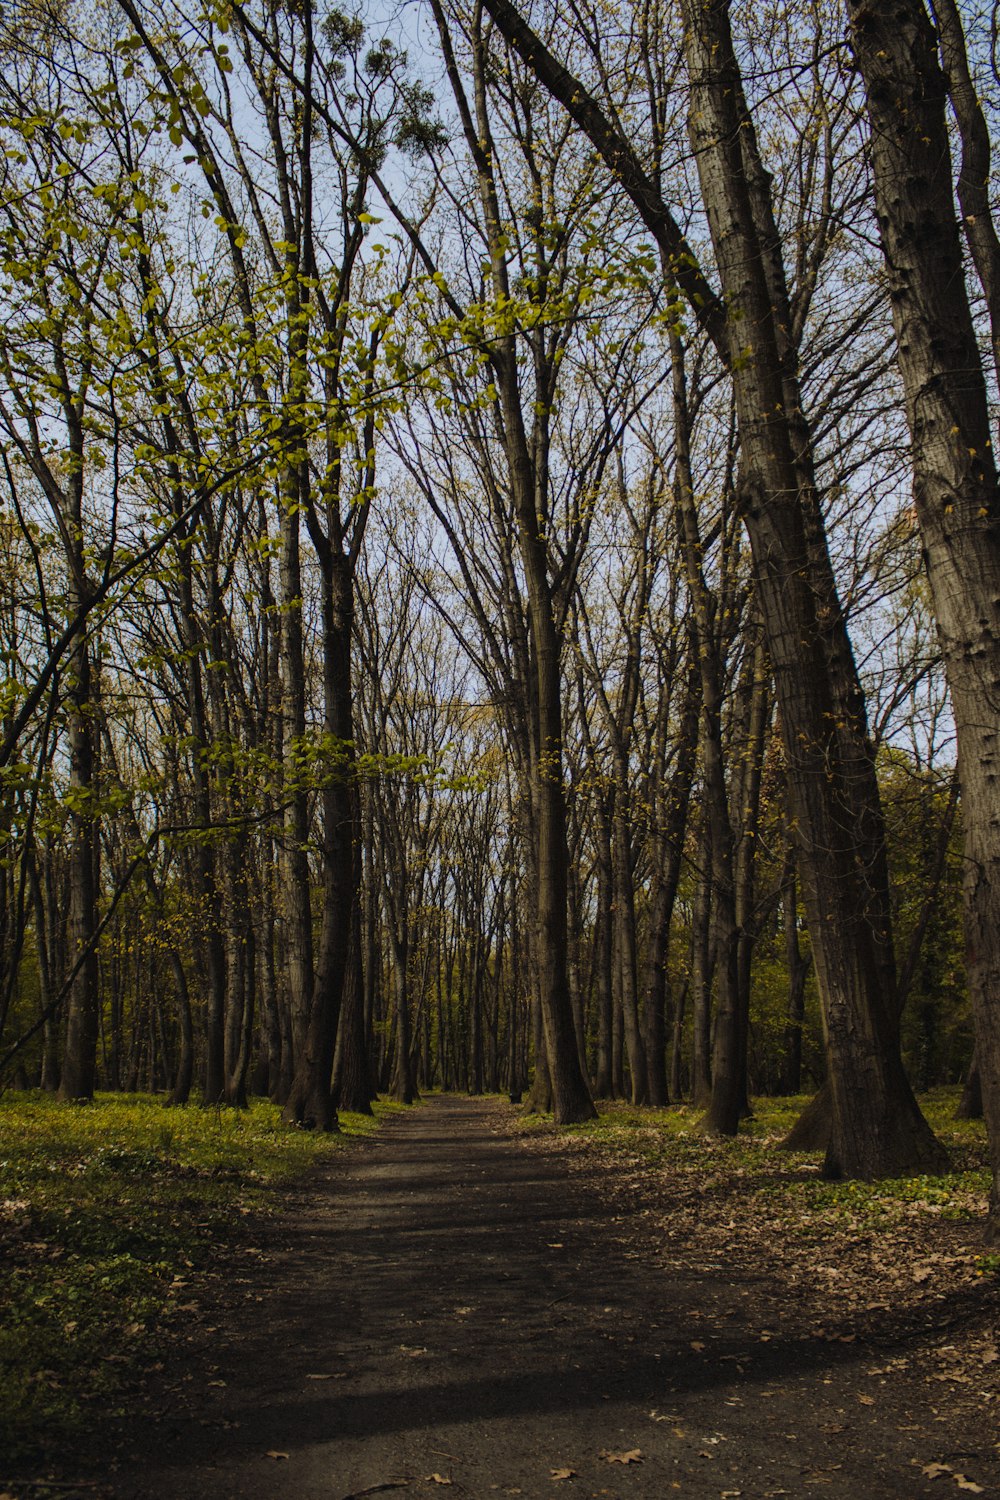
[643,659,699,1106]
[58,546,98,1101]
[779,855,811,1097]
[956,1048,983,1122]
[283,554,355,1130]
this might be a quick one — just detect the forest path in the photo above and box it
[108,1095,998,1500]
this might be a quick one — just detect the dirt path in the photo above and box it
[107,1096,999,1500]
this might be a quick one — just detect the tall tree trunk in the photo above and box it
[168,950,194,1107]
[671,327,744,1135]
[176,551,226,1105]
[732,622,770,1114]
[690,806,714,1109]
[612,806,647,1104]
[593,807,614,1098]
[389,927,416,1104]
[220,760,253,1107]
[956,1048,983,1122]
[849,0,1000,1232]
[58,588,98,1101]
[334,884,375,1114]
[523,971,552,1113]
[508,861,523,1101]
[671,980,688,1101]
[779,854,811,1097]
[680,0,943,1176]
[643,659,699,1106]
[278,501,314,1083]
[523,587,595,1123]
[482,0,944,1178]
[284,555,355,1130]
[28,852,59,1092]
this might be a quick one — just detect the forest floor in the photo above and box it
[19,1091,998,1500]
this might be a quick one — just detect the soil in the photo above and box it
[60,1096,1000,1497]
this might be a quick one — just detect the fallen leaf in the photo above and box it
[425,1476,452,1486]
[550,1468,576,1481]
[306,1372,335,1381]
[954,1479,984,1494]
[857,1395,875,1406]
[921,1463,951,1479]
[982,1346,999,1365]
[599,1449,643,1465]
[265,1450,289,1460]
[690,1341,706,1352]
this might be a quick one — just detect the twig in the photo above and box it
[338,1483,410,1500]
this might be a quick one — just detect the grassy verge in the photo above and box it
[518,1086,994,1257]
[0,1091,404,1467]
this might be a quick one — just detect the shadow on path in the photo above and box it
[109,1096,999,1500]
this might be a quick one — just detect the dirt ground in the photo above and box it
[66,1096,1000,1498]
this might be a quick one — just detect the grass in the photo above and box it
[518,1085,993,1239]
[0,1090,404,1468]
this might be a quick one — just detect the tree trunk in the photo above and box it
[671,980,688,1101]
[643,661,699,1106]
[612,806,647,1104]
[956,1049,983,1122]
[334,892,375,1114]
[171,543,227,1106]
[167,951,194,1107]
[670,327,743,1135]
[779,856,811,1097]
[277,501,315,1088]
[58,595,98,1101]
[482,0,944,1179]
[523,593,595,1123]
[523,981,552,1113]
[849,0,1000,1228]
[690,813,714,1110]
[284,555,355,1130]
[593,811,614,1098]
[681,0,944,1178]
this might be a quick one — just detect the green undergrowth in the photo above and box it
[519,1086,992,1240]
[0,1090,404,1467]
